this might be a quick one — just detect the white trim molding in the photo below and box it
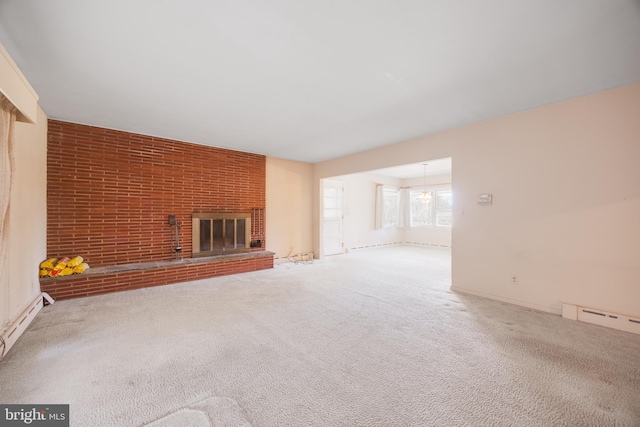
[0,41,39,123]
[451,285,561,315]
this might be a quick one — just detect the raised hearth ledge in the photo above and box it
[41,251,274,280]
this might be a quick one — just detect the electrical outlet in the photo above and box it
[511,276,518,285]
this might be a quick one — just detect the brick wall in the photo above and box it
[47,120,266,266]
[44,120,270,298]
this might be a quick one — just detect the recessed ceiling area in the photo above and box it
[1,1,639,163]
[368,158,451,180]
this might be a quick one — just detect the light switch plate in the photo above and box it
[478,194,492,205]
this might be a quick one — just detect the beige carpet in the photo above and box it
[1,246,639,426]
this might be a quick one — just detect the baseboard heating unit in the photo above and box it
[562,303,640,335]
[0,292,54,361]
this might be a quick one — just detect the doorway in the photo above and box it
[322,179,344,256]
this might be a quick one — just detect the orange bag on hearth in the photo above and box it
[39,258,57,270]
[54,257,70,270]
[67,256,84,268]
[73,263,90,274]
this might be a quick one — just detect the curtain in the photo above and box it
[374,183,383,229]
[0,95,16,330]
[398,188,407,228]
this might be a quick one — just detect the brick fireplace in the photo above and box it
[41,121,272,300]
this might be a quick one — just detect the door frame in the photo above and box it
[321,179,344,257]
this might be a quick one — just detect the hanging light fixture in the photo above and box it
[418,163,432,203]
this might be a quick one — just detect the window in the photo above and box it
[383,187,400,227]
[436,190,452,226]
[409,188,452,227]
[409,190,434,226]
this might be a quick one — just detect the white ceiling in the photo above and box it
[1,1,639,164]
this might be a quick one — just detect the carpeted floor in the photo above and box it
[1,246,639,426]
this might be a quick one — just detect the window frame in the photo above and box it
[408,185,452,228]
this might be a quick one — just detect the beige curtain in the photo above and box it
[0,95,16,330]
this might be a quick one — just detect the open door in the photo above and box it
[322,179,344,256]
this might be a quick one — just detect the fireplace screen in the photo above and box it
[192,213,251,257]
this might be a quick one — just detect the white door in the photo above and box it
[322,180,344,256]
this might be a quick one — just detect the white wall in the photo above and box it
[266,157,313,262]
[5,106,47,325]
[338,173,403,251]
[314,82,640,317]
[0,40,46,330]
[402,173,452,247]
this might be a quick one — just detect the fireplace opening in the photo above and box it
[192,213,252,257]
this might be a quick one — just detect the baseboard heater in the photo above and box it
[562,303,640,335]
[0,292,54,361]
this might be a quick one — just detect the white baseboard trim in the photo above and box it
[0,292,53,361]
[451,286,561,315]
[405,242,452,248]
[347,242,403,252]
[347,242,451,252]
